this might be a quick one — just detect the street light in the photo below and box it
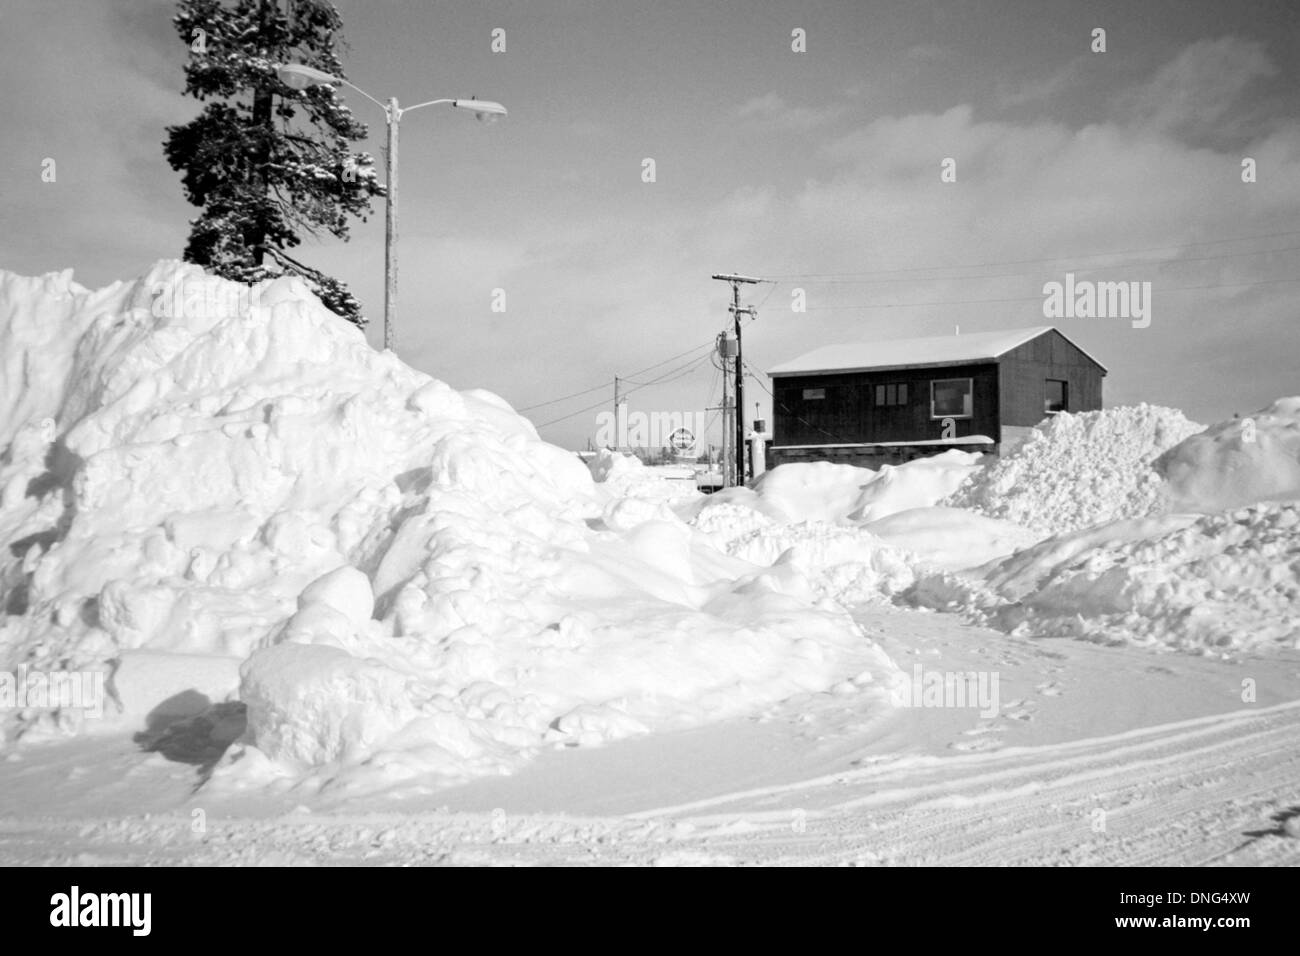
[275,63,507,353]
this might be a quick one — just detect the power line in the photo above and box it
[745,361,856,447]
[622,355,712,389]
[518,338,717,412]
[515,380,610,412]
[760,228,1300,280]
[699,362,722,439]
[535,351,715,429]
[802,275,1300,312]
[770,243,1300,287]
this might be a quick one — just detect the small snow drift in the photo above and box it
[863,507,1042,572]
[698,451,982,526]
[0,262,898,784]
[974,502,1300,653]
[944,405,1205,534]
[681,451,1031,585]
[675,451,1037,603]
[586,448,699,504]
[1155,397,1300,513]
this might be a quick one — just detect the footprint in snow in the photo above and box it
[950,734,1003,753]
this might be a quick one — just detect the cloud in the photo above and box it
[0,1,193,281]
[721,44,1300,432]
[1117,37,1276,142]
[736,93,845,132]
[2,7,1296,450]
[995,56,1090,110]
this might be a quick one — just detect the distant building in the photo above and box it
[767,326,1106,468]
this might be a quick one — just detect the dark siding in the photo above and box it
[997,330,1105,427]
[773,363,1001,446]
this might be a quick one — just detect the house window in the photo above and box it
[802,387,826,401]
[874,383,909,406]
[931,378,973,419]
[1045,379,1068,414]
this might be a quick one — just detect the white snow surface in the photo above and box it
[768,325,1062,376]
[909,503,1300,653]
[944,404,1205,534]
[1155,397,1300,513]
[703,451,984,526]
[4,259,1298,799]
[0,262,899,784]
[585,448,700,506]
[907,402,1300,654]
[680,451,1028,589]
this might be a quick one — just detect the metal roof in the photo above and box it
[769,326,1107,376]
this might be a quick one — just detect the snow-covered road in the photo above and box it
[3,608,1296,866]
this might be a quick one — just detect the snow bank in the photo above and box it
[726,522,919,606]
[672,453,991,604]
[944,405,1204,534]
[906,403,1300,655]
[847,451,986,523]
[863,507,1043,571]
[669,451,1030,605]
[718,451,982,525]
[908,504,1300,654]
[586,448,700,503]
[1155,397,1300,513]
[0,262,899,781]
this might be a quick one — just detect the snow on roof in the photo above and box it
[773,435,996,449]
[769,326,1105,376]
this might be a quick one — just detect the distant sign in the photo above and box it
[668,426,696,452]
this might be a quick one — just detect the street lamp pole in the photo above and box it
[384,96,399,353]
[275,63,506,354]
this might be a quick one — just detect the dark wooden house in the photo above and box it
[767,326,1105,468]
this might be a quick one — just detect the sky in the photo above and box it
[1,0,1298,450]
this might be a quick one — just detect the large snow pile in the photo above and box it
[698,451,982,526]
[910,503,1300,654]
[944,405,1205,534]
[1155,398,1300,513]
[0,262,899,782]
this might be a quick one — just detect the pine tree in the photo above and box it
[164,0,384,327]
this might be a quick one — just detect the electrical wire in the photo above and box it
[767,243,1300,287]
[745,361,858,446]
[801,275,1300,311]
[535,350,715,428]
[761,228,1300,280]
[518,338,717,412]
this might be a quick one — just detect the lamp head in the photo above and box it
[452,98,508,123]
[276,63,341,90]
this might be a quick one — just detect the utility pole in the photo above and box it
[711,273,763,487]
[612,376,620,449]
[713,330,735,486]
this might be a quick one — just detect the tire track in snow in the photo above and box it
[625,701,1300,865]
